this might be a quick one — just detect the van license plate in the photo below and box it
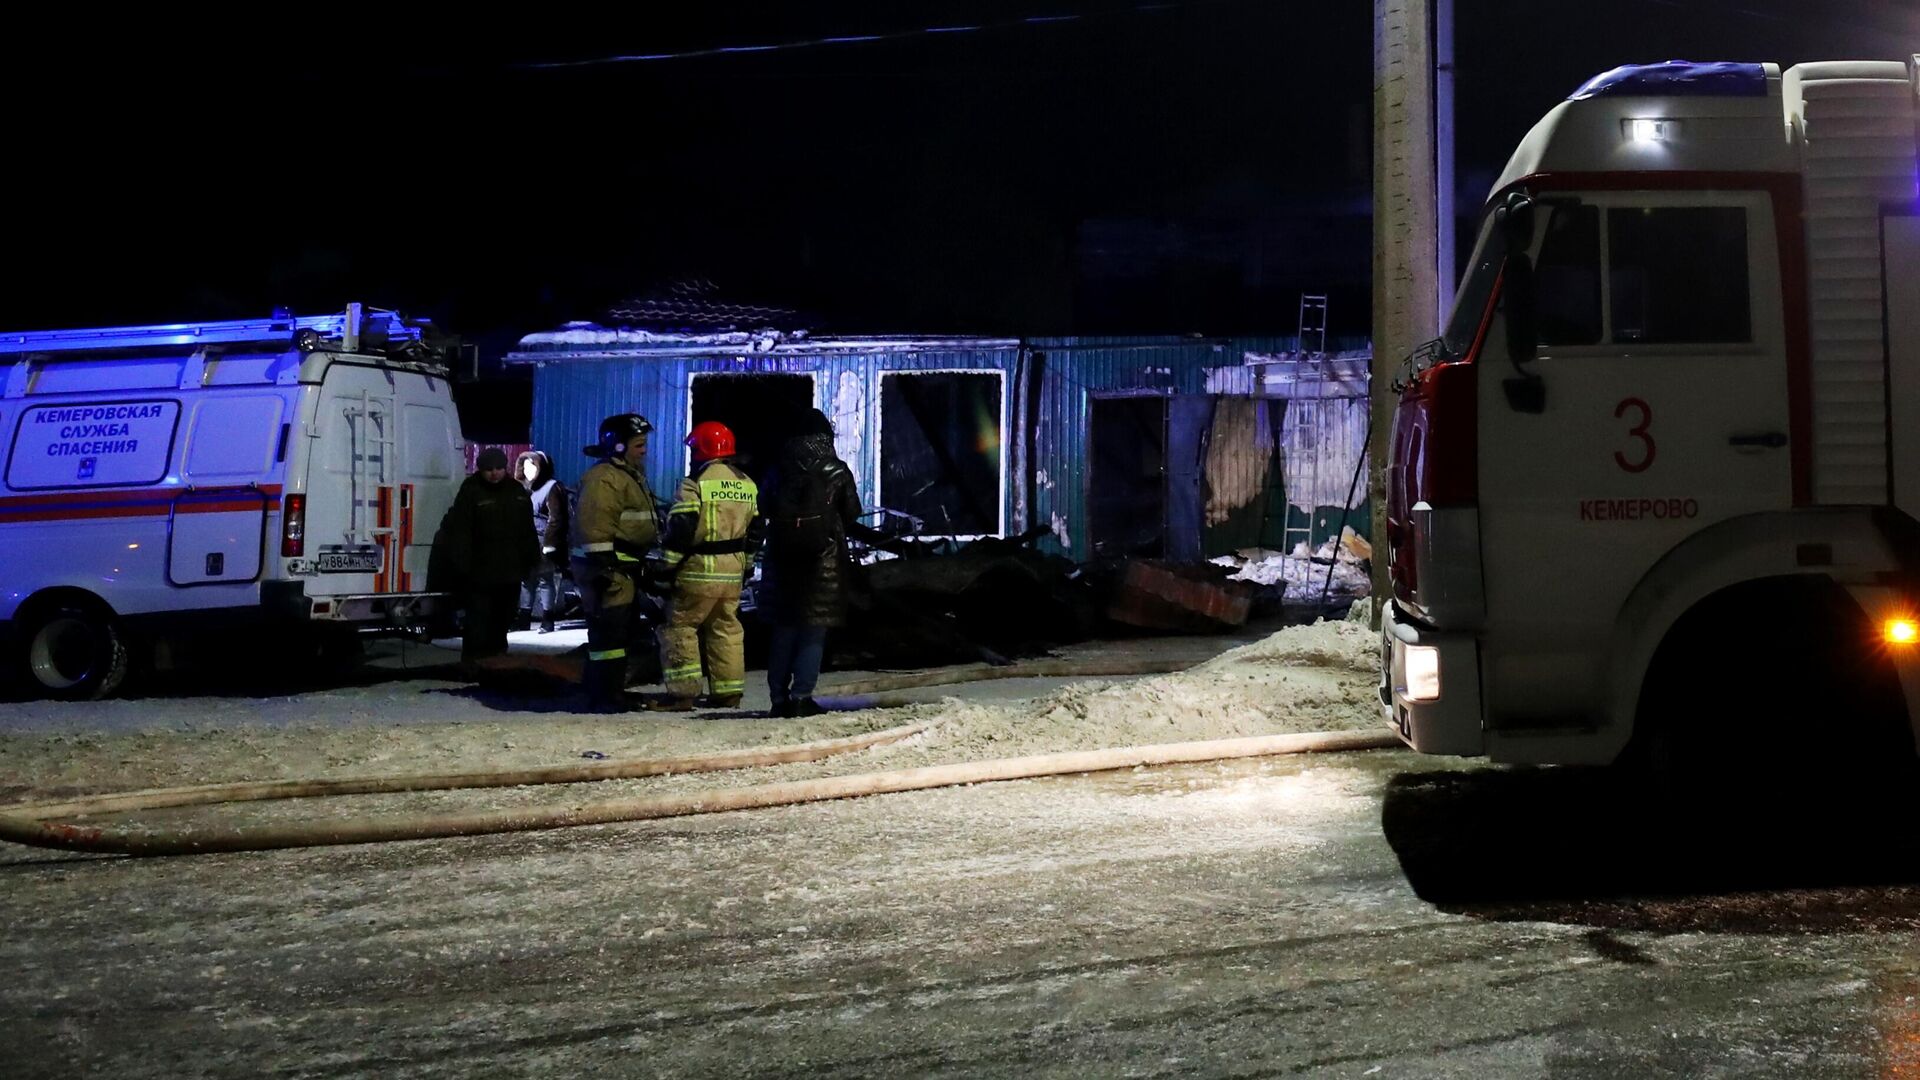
[317,551,382,574]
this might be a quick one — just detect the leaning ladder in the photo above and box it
[1281,295,1333,566]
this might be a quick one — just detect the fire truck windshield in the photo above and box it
[1442,215,1508,361]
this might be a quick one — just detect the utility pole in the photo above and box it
[1369,0,1441,624]
[1435,0,1456,312]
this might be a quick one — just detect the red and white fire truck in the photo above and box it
[1382,58,1920,772]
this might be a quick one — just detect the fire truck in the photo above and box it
[1382,58,1920,774]
[0,305,464,699]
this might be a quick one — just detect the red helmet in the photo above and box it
[686,421,737,462]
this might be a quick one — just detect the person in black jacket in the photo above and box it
[437,447,541,662]
[758,409,880,716]
[516,449,570,634]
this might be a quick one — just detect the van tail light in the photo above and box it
[281,494,307,557]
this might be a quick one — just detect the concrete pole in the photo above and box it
[1370,0,1440,624]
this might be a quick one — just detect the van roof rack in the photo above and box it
[0,304,427,356]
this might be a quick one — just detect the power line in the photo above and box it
[517,2,1228,70]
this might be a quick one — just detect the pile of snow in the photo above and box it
[894,619,1379,766]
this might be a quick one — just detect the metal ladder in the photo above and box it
[347,389,396,554]
[1298,293,1329,356]
[1282,296,1334,569]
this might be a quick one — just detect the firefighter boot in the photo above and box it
[579,658,631,713]
[641,694,697,712]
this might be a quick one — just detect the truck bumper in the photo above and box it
[261,580,447,630]
[1380,603,1485,756]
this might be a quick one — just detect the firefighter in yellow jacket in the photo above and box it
[650,421,765,711]
[570,413,662,711]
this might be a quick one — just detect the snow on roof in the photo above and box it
[505,323,1020,363]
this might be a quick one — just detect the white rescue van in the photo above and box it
[0,305,464,699]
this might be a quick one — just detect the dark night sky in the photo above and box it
[3,1,1912,349]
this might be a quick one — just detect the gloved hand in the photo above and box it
[639,560,677,597]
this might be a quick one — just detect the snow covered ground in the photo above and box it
[0,622,1381,817]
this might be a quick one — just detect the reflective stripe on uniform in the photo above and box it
[664,663,703,681]
[580,541,614,553]
[589,648,627,661]
[678,571,742,583]
[710,679,746,695]
[662,549,687,565]
[616,553,641,562]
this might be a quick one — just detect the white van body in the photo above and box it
[0,305,464,698]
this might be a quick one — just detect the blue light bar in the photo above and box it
[1569,61,1769,101]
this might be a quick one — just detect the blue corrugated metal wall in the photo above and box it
[1023,336,1348,555]
[522,334,1367,557]
[527,346,1019,515]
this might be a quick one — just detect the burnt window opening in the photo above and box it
[688,373,816,484]
[879,371,1003,536]
[1609,206,1751,345]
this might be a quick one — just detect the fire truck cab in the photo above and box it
[1383,58,1920,770]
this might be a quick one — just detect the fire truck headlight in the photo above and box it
[1886,619,1919,647]
[1405,646,1442,702]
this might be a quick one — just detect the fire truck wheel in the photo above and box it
[20,603,129,701]
[1631,577,1916,803]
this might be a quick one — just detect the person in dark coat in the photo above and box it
[438,447,541,661]
[758,409,880,716]
[516,449,570,634]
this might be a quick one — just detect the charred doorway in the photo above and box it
[1089,396,1167,558]
[688,373,816,483]
[1088,395,1210,560]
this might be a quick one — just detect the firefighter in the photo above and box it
[570,413,663,711]
[650,421,765,711]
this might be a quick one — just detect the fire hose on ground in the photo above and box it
[0,652,1398,858]
[0,727,1397,858]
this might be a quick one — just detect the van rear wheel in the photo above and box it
[22,605,129,701]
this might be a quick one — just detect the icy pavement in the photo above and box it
[4,750,1920,1077]
[5,621,1919,1077]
